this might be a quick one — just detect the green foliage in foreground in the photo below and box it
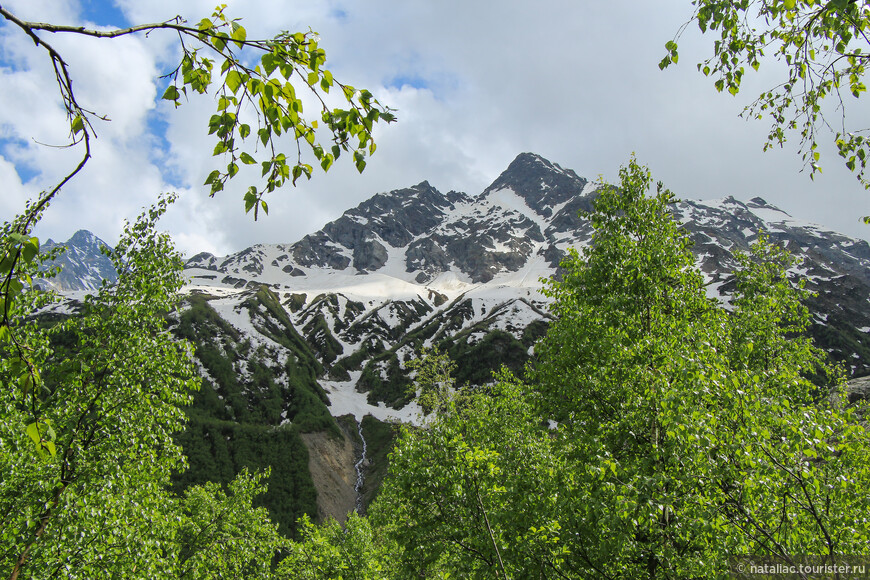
[286,159,870,579]
[529,159,870,575]
[374,372,568,578]
[0,198,284,579]
[277,513,394,579]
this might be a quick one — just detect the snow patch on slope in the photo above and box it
[320,372,422,423]
[485,187,549,230]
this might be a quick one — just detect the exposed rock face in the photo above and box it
[406,238,451,282]
[294,181,474,276]
[300,430,357,524]
[846,375,870,404]
[324,182,457,248]
[482,152,593,218]
[293,233,352,270]
[353,240,388,272]
[187,251,219,270]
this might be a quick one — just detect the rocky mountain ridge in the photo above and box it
[186,153,599,287]
[47,153,870,403]
[182,153,870,399]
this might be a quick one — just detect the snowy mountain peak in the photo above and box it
[68,229,102,247]
[44,154,870,423]
[39,230,116,292]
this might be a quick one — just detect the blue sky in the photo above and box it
[79,0,127,27]
[1,0,869,257]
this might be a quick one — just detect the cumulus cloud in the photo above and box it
[1,0,868,256]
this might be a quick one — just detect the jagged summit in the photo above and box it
[45,229,100,249]
[184,153,603,286]
[482,152,593,216]
[38,230,117,292]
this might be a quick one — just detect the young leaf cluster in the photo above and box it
[663,0,870,211]
[0,3,396,225]
[167,6,396,218]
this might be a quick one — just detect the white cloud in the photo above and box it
[1,0,869,255]
[0,156,30,218]
[0,0,79,22]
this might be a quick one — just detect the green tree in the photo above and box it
[714,236,870,563]
[0,198,285,579]
[533,160,733,576]
[276,512,392,579]
[1,197,185,578]
[406,346,457,416]
[373,370,568,579]
[531,158,870,576]
[662,0,870,212]
[174,470,284,579]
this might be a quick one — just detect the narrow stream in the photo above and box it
[353,418,368,512]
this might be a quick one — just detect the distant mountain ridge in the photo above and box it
[50,154,870,391]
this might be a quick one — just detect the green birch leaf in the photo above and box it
[162,85,180,101]
[226,70,243,93]
[71,115,85,134]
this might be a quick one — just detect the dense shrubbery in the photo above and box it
[302,313,344,365]
[350,307,546,409]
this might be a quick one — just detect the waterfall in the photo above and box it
[353,417,368,512]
